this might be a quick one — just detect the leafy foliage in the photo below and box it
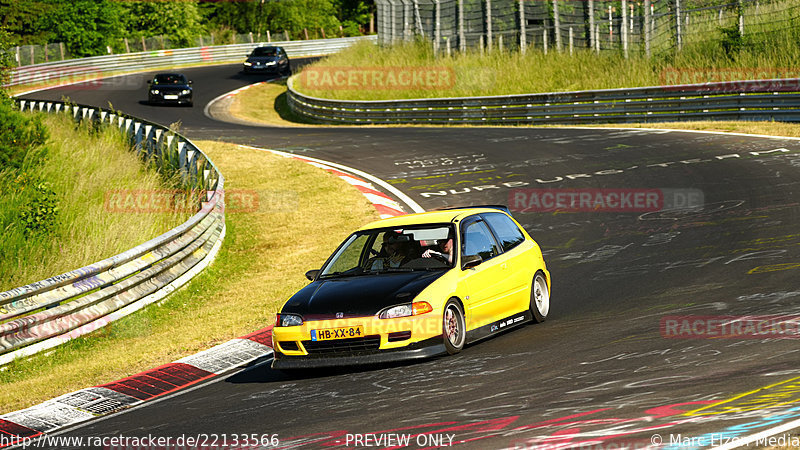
[35,0,124,57]
[120,2,203,48]
[0,99,49,170]
[1,0,374,58]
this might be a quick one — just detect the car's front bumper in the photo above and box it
[271,313,444,369]
[243,64,280,73]
[149,92,192,104]
[271,336,446,369]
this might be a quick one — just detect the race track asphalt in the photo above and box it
[20,64,800,449]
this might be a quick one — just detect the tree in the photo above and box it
[121,1,204,47]
[262,0,342,36]
[35,0,123,57]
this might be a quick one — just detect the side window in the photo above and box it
[483,213,526,252]
[461,220,500,261]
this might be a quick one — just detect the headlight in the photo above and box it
[266,61,277,66]
[379,304,412,319]
[379,301,432,319]
[181,89,191,95]
[244,62,252,66]
[276,313,303,327]
[150,89,159,94]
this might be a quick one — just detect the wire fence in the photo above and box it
[374,0,800,56]
[10,29,362,67]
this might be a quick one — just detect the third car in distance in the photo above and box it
[271,206,551,369]
[243,46,290,75]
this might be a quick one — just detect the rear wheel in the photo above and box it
[443,299,465,354]
[530,272,550,323]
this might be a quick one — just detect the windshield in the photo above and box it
[319,225,455,278]
[251,47,278,57]
[153,74,186,84]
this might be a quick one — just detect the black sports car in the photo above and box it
[147,73,193,106]
[242,46,290,75]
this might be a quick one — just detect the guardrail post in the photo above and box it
[675,0,682,51]
[569,27,573,56]
[621,0,628,58]
[459,0,466,52]
[553,0,561,52]
[595,24,600,52]
[588,0,595,51]
[519,0,526,54]
[486,0,492,49]
[737,0,744,36]
[543,29,548,55]
[645,0,651,57]
[434,0,441,53]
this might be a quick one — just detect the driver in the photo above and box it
[422,230,454,264]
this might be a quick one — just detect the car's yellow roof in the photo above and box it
[358,207,506,230]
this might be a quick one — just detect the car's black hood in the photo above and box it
[282,270,447,319]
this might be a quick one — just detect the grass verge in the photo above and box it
[0,114,188,291]
[227,79,315,126]
[0,140,378,414]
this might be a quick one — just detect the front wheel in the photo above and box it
[530,272,550,323]
[443,299,466,355]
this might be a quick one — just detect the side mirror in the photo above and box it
[461,255,482,270]
[305,269,320,281]
[146,80,151,84]
[188,80,193,85]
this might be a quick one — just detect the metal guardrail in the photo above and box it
[7,36,376,88]
[0,100,225,366]
[287,77,800,124]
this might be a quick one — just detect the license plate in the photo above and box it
[311,326,364,341]
[164,94,178,100]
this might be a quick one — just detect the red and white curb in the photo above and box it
[238,144,425,217]
[0,147,423,448]
[0,327,273,448]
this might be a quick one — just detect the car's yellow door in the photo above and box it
[482,212,536,313]
[458,218,517,329]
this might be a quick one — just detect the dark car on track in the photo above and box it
[147,73,193,106]
[242,46,290,75]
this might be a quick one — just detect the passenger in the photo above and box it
[373,232,415,269]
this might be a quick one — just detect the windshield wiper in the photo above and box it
[369,267,414,274]
[319,270,369,279]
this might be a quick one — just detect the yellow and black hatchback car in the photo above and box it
[271,206,550,369]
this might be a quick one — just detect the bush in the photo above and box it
[0,99,49,170]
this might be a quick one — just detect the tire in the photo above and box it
[530,271,550,323]
[443,299,466,355]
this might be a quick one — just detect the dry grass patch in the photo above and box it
[0,141,378,414]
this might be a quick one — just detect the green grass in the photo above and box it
[0,114,189,292]
[0,140,379,414]
[293,0,800,101]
